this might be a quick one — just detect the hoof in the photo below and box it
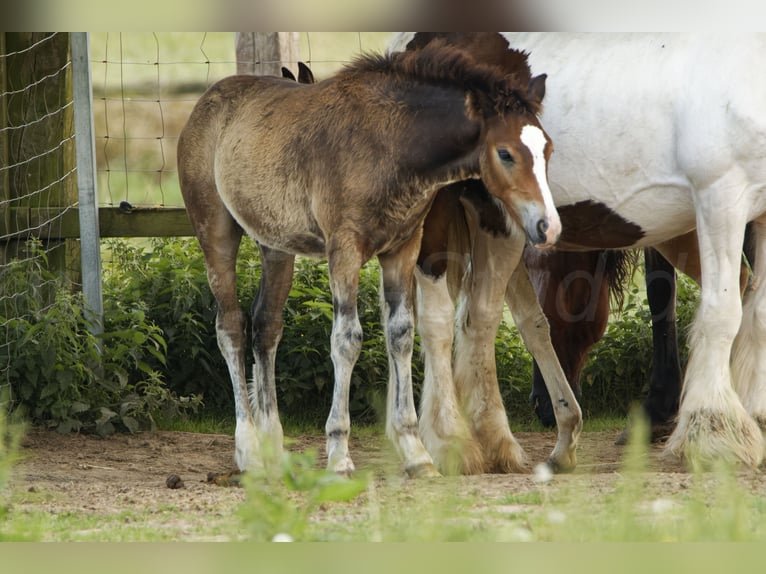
[405,462,441,479]
[666,407,764,469]
[481,434,527,474]
[546,454,576,474]
[206,469,243,487]
[328,457,356,477]
[431,437,485,476]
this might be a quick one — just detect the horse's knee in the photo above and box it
[692,298,742,347]
[216,308,246,356]
[386,306,414,357]
[331,320,363,362]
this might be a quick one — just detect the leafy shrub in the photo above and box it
[103,238,224,411]
[1,241,201,434]
[102,237,404,425]
[577,273,698,418]
[99,237,701,428]
[6,236,701,433]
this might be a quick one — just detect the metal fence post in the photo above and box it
[70,32,103,338]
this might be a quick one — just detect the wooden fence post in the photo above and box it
[235,32,301,77]
[1,33,76,286]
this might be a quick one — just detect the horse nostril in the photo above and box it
[537,219,549,242]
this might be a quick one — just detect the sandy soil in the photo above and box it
[10,427,766,541]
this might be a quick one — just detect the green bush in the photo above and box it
[578,273,698,418]
[4,236,701,433]
[102,237,403,425]
[1,241,201,434]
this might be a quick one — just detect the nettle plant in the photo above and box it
[2,240,200,435]
[102,236,401,425]
[3,236,700,433]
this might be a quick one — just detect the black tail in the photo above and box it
[604,249,640,311]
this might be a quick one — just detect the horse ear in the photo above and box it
[281,67,296,81]
[527,73,547,107]
[297,62,315,84]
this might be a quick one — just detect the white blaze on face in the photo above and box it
[520,124,562,244]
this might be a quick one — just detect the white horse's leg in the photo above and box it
[415,268,484,475]
[453,208,526,473]
[380,239,439,478]
[505,262,582,473]
[665,183,763,468]
[731,219,766,441]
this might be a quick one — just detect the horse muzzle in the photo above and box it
[527,212,561,249]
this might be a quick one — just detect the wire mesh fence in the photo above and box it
[1,33,77,399]
[90,32,391,209]
[0,32,394,402]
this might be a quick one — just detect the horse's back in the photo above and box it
[504,33,766,246]
[178,75,294,181]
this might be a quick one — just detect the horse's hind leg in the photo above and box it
[188,212,257,471]
[250,244,295,462]
[641,248,682,440]
[379,236,439,478]
[732,218,766,445]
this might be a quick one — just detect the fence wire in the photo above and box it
[1,32,77,401]
[0,32,393,405]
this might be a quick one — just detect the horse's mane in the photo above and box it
[344,38,540,115]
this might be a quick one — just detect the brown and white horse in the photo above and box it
[393,32,766,471]
[177,41,562,477]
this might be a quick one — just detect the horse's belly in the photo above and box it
[554,192,697,251]
[217,184,327,257]
[237,214,326,258]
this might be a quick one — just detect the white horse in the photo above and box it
[393,33,766,470]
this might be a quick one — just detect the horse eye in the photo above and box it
[497,148,515,164]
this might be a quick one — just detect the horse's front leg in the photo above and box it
[454,205,527,473]
[505,262,582,473]
[379,236,440,478]
[249,244,295,464]
[415,267,485,475]
[325,241,365,476]
[664,183,762,468]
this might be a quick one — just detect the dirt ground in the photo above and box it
[9,427,766,541]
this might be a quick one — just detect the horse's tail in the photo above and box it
[445,201,472,303]
[604,249,641,310]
